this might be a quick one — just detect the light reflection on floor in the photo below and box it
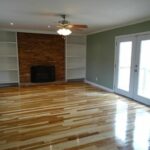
[115,101,128,142]
[115,100,150,150]
[133,110,150,150]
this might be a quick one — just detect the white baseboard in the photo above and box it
[84,80,114,93]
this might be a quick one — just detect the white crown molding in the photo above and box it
[87,18,150,36]
[0,28,57,35]
[0,28,87,36]
[84,80,114,93]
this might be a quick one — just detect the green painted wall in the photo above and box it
[86,20,150,89]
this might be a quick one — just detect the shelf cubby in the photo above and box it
[66,35,86,80]
[0,31,19,85]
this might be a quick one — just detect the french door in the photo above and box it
[114,33,150,106]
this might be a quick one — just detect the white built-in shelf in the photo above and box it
[0,31,16,42]
[0,80,18,84]
[0,81,18,84]
[0,55,17,57]
[66,35,86,44]
[67,69,85,80]
[0,69,18,71]
[67,44,86,47]
[67,66,85,70]
[0,31,19,85]
[66,35,86,80]
[67,56,84,58]
[0,41,16,45]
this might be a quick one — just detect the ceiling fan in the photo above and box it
[56,14,88,36]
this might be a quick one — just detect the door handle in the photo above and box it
[134,69,138,72]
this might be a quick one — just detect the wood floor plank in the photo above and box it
[0,82,149,150]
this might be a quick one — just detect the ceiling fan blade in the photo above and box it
[69,24,88,29]
[57,24,69,28]
[56,14,88,32]
[36,12,64,17]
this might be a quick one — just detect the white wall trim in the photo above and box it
[87,18,150,35]
[84,80,114,93]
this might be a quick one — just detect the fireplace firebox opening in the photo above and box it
[31,65,55,83]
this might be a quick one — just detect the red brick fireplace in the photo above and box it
[17,33,65,84]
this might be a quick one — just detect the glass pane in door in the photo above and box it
[137,40,150,99]
[117,41,132,91]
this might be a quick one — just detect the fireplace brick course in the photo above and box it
[17,33,65,83]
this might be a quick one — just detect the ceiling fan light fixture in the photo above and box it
[57,28,72,36]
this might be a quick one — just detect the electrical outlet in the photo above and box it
[96,77,98,81]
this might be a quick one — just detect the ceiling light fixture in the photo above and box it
[10,22,14,26]
[57,28,72,36]
[48,25,51,28]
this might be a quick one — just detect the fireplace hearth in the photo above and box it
[31,65,55,83]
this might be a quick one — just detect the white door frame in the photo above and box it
[133,34,150,105]
[114,35,136,98]
[114,31,150,106]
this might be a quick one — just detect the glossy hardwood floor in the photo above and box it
[0,82,150,150]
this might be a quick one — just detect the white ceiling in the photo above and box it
[0,0,150,35]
